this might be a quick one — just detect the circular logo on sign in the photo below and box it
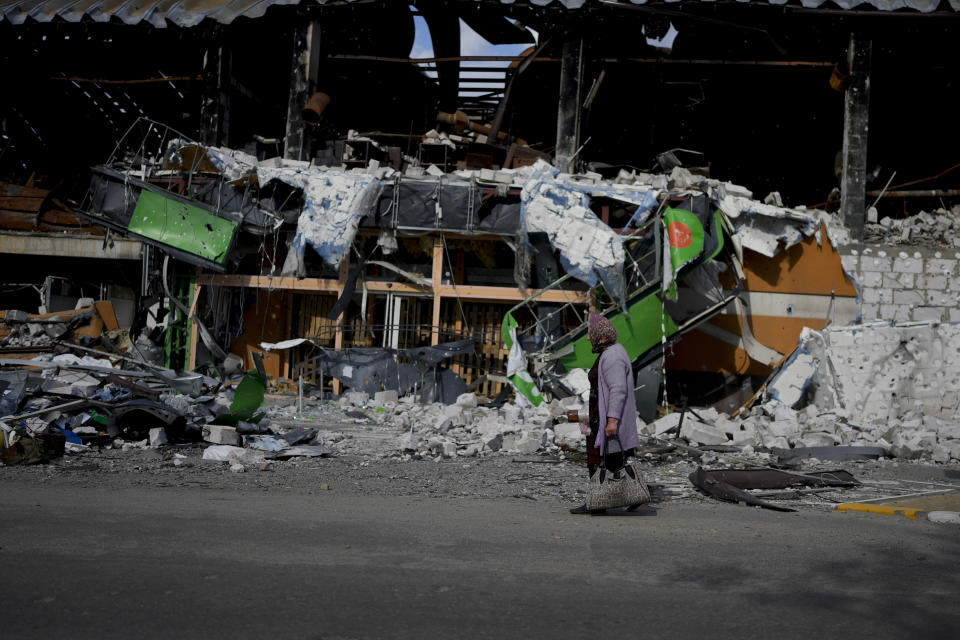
[668,221,692,248]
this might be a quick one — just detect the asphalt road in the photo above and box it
[2,482,958,640]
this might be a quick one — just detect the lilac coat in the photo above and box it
[593,343,639,454]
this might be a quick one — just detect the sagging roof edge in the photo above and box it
[0,0,957,31]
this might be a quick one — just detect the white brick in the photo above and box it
[893,257,925,274]
[374,390,399,404]
[149,427,168,447]
[950,308,960,322]
[925,290,957,306]
[861,256,892,272]
[912,307,946,322]
[862,287,882,304]
[927,258,958,276]
[922,274,948,290]
[841,254,859,272]
[204,425,240,446]
[860,303,880,320]
[859,271,883,288]
[894,305,912,323]
[894,290,925,306]
[881,274,903,290]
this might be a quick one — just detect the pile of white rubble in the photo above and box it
[866,205,960,247]
[336,390,588,459]
[644,404,960,464]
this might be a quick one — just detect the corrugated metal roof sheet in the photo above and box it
[0,0,957,28]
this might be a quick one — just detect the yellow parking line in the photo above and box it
[836,503,925,520]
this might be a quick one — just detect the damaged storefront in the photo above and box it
[3,0,960,508]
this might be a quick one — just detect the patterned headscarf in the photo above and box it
[588,313,617,353]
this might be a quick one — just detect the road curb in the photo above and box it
[927,511,960,525]
[835,503,960,524]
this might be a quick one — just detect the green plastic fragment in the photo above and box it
[214,371,266,425]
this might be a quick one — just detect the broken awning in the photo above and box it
[1,0,956,29]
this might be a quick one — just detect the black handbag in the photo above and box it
[587,434,651,511]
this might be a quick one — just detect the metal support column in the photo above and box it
[200,26,230,147]
[840,33,872,242]
[284,20,322,161]
[554,37,584,173]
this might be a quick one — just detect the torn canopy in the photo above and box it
[304,340,474,398]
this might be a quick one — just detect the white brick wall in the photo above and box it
[845,246,960,325]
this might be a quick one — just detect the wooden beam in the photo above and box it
[198,274,588,305]
[332,254,349,394]
[840,32,872,243]
[187,282,201,371]
[431,236,443,346]
[331,54,836,68]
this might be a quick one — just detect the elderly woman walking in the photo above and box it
[570,313,640,514]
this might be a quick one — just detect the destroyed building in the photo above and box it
[2,1,960,469]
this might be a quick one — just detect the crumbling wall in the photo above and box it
[840,245,960,324]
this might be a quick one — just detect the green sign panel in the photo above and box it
[128,190,237,264]
[558,290,680,371]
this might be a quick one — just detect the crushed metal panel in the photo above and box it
[127,189,236,265]
[668,223,860,375]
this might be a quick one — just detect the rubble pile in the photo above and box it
[865,205,960,247]
[645,404,960,465]
[642,320,960,464]
[327,390,585,459]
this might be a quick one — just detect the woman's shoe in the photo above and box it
[569,503,590,514]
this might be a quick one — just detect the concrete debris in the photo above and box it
[866,206,960,248]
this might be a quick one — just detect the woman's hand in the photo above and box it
[604,417,619,437]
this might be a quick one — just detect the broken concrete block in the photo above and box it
[230,463,245,473]
[443,404,463,420]
[398,432,420,451]
[768,418,801,439]
[345,391,370,406]
[546,400,567,419]
[931,443,951,464]
[680,420,728,446]
[799,432,840,447]
[553,423,583,448]
[501,403,521,424]
[651,412,683,436]
[483,433,503,452]
[149,427,168,447]
[455,392,477,408]
[945,440,960,461]
[435,416,453,433]
[501,434,518,452]
[204,425,240,446]
[442,441,457,458]
[374,390,399,404]
[765,435,791,450]
[730,423,759,447]
[459,443,481,457]
[514,432,542,454]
